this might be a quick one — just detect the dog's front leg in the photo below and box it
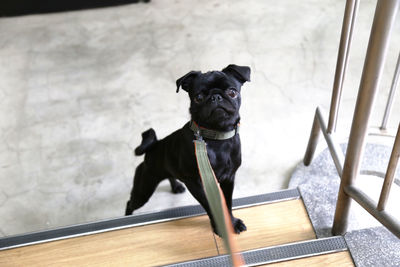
[184,179,220,235]
[220,178,247,234]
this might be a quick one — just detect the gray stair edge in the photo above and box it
[345,226,400,267]
[289,142,400,266]
[0,188,300,251]
[290,142,400,238]
[164,236,348,267]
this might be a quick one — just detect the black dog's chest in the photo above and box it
[204,138,241,182]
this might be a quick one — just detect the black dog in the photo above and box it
[125,64,250,234]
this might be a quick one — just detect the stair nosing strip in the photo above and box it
[165,236,348,267]
[0,188,300,251]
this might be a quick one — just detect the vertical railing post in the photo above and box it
[304,0,359,167]
[327,0,359,134]
[303,108,322,166]
[380,52,400,131]
[378,123,400,211]
[332,0,400,236]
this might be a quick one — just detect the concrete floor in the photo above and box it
[0,0,399,237]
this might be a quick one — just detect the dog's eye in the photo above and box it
[226,88,239,99]
[194,93,205,103]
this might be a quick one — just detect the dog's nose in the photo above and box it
[211,94,223,102]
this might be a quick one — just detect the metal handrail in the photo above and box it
[304,107,344,177]
[332,0,400,238]
[344,185,400,238]
[304,0,400,239]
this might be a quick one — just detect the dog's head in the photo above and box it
[176,64,250,131]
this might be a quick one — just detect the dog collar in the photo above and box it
[189,121,239,140]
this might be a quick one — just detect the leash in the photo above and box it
[193,131,244,266]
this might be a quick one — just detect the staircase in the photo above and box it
[0,188,355,266]
[3,0,399,264]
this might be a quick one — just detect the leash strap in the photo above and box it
[194,139,244,267]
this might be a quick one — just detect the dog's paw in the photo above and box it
[212,217,247,236]
[171,183,186,194]
[232,217,247,234]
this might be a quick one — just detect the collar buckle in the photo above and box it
[194,129,203,141]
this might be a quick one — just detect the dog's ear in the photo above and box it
[222,64,251,84]
[176,71,201,93]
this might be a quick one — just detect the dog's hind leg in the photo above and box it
[168,178,186,194]
[125,162,162,215]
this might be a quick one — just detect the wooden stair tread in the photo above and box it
[217,199,316,252]
[260,251,354,266]
[0,199,326,266]
[0,215,218,267]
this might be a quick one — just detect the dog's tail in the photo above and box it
[134,128,158,156]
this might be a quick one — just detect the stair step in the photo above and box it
[0,188,334,266]
[218,199,315,252]
[166,236,352,267]
[0,188,300,251]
